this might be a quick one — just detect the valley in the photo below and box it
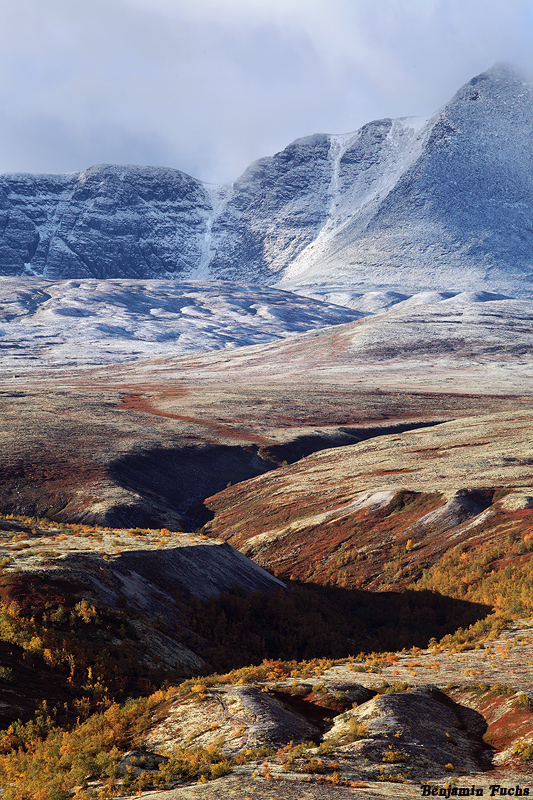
[0,345,532,797]
[0,62,533,798]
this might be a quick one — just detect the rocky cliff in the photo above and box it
[1,64,533,295]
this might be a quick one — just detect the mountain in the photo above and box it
[280,62,533,295]
[1,64,533,295]
[2,64,533,799]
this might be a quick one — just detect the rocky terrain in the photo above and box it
[0,331,532,797]
[1,60,533,800]
[0,515,285,711]
[0,64,533,297]
[117,621,533,800]
[0,255,530,797]
[0,506,532,799]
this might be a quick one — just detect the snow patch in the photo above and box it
[192,184,233,280]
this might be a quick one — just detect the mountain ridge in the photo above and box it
[1,63,533,295]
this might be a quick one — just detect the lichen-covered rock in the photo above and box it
[324,687,490,779]
[117,749,169,777]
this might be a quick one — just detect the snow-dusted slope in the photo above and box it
[1,64,533,295]
[0,279,364,370]
[0,165,211,279]
[279,116,431,286]
[1,280,529,387]
[280,63,533,295]
[146,292,533,397]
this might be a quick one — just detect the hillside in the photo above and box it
[0,324,529,530]
[0,278,363,371]
[204,410,533,595]
[82,289,533,396]
[0,504,532,799]
[0,311,531,797]
[1,61,533,799]
[2,280,531,374]
[0,64,533,295]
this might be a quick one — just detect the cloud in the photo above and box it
[1,0,533,182]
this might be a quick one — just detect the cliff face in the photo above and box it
[1,64,533,295]
[0,165,211,279]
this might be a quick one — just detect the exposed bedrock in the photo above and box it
[324,686,493,778]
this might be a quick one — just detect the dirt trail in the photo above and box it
[118,392,273,444]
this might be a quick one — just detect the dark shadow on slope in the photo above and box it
[180,581,493,674]
[107,421,449,531]
[38,549,491,676]
[116,543,284,601]
[0,555,493,727]
[423,686,495,771]
[0,640,74,729]
[107,443,279,529]
[259,420,448,464]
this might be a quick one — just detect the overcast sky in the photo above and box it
[1,0,532,183]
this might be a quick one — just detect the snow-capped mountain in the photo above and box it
[1,63,532,295]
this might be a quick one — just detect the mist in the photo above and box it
[1,0,532,183]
